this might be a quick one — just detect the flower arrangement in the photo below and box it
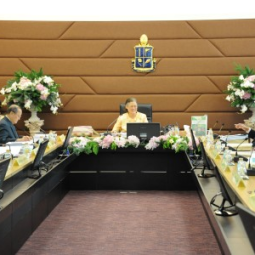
[225,65,255,113]
[1,68,62,114]
[68,134,190,156]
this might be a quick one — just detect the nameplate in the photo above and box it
[232,172,246,188]
[31,148,38,157]
[221,160,231,172]
[47,141,55,149]
[13,154,29,166]
[57,135,65,143]
[211,147,220,159]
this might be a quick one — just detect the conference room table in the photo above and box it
[0,136,77,255]
[205,140,255,212]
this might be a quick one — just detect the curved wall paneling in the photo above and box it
[0,20,253,134]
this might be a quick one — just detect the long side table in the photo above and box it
[0,150,77,255]
[69,147,195,190]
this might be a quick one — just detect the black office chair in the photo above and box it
[120,103,152,122]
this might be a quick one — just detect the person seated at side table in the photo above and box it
[235,123,255,139]
[0,104,32,144]
[112,97,148,133]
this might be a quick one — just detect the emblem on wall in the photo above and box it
[132,34,156,72]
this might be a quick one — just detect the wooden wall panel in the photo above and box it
[0,20,255,133]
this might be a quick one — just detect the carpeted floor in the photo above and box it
[17,190,222,255]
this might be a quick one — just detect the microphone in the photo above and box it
[104,116,120,136]
[233,137,249,162]
[221,130,236,151]
[214,123,224,139]
[212,120,218,129]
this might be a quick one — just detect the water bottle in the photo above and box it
[206,128,214,148]
[215,140,222,154]
[237,158,247,178]
[223,147,232,165]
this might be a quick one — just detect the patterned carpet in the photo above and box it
[17,190,222,255]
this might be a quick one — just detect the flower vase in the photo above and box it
[24,110,44,136]
[29,109,40,122]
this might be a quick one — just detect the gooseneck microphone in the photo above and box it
[233,137,249,162]
[221,130,236,151]
[104,116,120,136]
[214,123,224,139]
[212,120,219,129]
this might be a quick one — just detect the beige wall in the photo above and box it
[0,20,254,133]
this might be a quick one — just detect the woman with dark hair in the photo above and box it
[112,97,148,133]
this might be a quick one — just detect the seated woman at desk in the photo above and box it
[112,97,148,133]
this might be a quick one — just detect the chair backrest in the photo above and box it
[120,103,152,122]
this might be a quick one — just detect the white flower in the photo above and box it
[240,80,254,88]
[234,89,245,98]
[227,84,234,90]
[24,99,33,109]
[226,95,231,101]
[43,76,54,85]
[239,75,244,80]
[240,105,248,113]
[50,105,58,114]
[127,135,140,147]
[0,88,5,95]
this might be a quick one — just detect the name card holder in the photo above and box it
[221,159,231,172]
[47,141,55,149]
[232,172,246,188]
[57,135,65,143]
[211,147,221,160]
[13,154,29,167]
[31,148,38,157]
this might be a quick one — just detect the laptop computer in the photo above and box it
[236,202,255,252]
[0,158,11,199]
[127,123,161,141]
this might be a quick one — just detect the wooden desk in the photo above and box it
[0,138,77,255]
[206,143,255,212]
[69,147,195,190]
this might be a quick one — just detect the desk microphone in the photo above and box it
[104,116,120,136]
[222,130,236,151]
[214,122,224,139]
[233,137,248,162]
[212,120,219,129]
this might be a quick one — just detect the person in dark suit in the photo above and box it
[0,104,31,144]
[235,123,255,139]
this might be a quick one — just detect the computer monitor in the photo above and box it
[0,158,11,199]
[210,161,238,216]
[28,139,49,179]
[236,202,255,253]
[127,123,160,141]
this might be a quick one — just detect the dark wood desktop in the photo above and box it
[69,147,195,190]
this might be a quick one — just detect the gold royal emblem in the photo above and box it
[132,34,156,72]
